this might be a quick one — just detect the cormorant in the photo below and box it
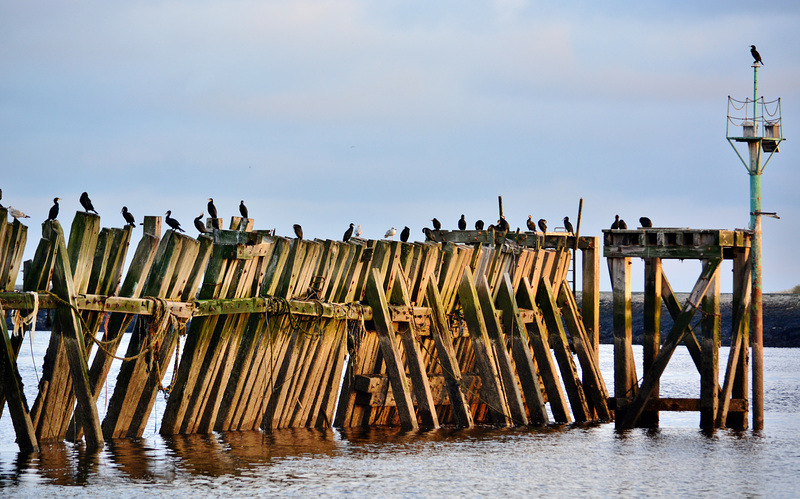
[475,219,484,230]
[80,192,98,214]
[207,198,218,219]
[293,224,303,240]
[46,197,60,221]
[498,216,510,232]
[458,215,466,230]
[384,227,396,239]
[639,217,652,228]
[239,200,248,219]
[422,227,435,241]
[537,219,547,233]
[563,217,574,235]
[194,213,208,233]
[165,210,185,232]
[611,215,621,230]
[750,45,764,65]
[343,223,354,242]
[486,224,497,232]
[8,207,29,219]
[400,226,410,242]
[526,215,536,232]
[355,224,363,238]
[121,206,135,226]
[618,219,628,230]
[431,218,441,231]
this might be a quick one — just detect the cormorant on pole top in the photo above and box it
[750,45,763,65]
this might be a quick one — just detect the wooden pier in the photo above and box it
[0,208,611,452]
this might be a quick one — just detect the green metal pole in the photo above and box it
[750,63,764,431]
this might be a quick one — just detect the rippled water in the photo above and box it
[1,334,798,497]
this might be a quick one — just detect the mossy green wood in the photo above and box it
[496,275,548,425]
[619,258,722,429]
[457,267,512,427]
[700,261,721,429]
[536,278,590,422]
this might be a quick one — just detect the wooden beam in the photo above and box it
[700,260,721,429]
[608,256,636,422]
[0,309,38,451]
[641,257,662,427]
[719,247,751,429]
[581,237,600,359]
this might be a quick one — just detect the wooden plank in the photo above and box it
[475,273,527,425]
[495,275,548,425]
[609,397,747,413]
[364,268,418,429]
[456,267,512,426]
[536,278,590,422]
[700,260,721,429]
[619,258,722,429]
[660,272,704,372]
[1,219,27,291]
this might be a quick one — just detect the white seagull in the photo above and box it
[355,224,363,238]
[384,227,396,239]
[8,206,30,219]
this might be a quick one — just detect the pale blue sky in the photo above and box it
[1,1,798,292]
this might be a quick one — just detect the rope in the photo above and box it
[12,291,38,339]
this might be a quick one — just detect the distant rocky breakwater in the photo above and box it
[6,292,800,348]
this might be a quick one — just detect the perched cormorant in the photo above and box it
[486,224,497,232]
[121,206,136,226]
[207,198,218,219]
[750,45,764,65]
[239,200,249,219]
[563,217,574,235]
[618,219,628,230]
[458,215,466,231]
[8,206,29,219]
[537,219,547,233]
[639,217,652,228]
[498,216,510,232]
[194,213,208,233]
[46,197,60,221]
[355,224,363,238]
[343,223,354,242]
[611,215,621,230]
[400,226,410,242]
[422,227,435,241]
[526,215,536,232]
[431,218,441,231]
[165,210,185,232]
[80,192,98,214]
[384,227,396,239]
[475,219,484,230]
[293,224,303,240]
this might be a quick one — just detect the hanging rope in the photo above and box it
[12,291,38,339]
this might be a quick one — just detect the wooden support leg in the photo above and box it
[619,258,722,429]
[700,260,721,429]
[0,314,38,452]
[720,247,751,429]
[581,238,601,362]
[609,256,636,426]
[641,258,661,427]
[496,275,549,425]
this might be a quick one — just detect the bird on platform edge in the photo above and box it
[239,200,249,219]
[293,224,303,240]
[384,227,396,239]
[563,217,574,235]
[526,215,536,232]
[80,192,98,214]
[121,206,136,227]
[431,218,441,231]
[165,210,185,232]
[458,215,466,231]
[400,226,410,242]
[343,223,354,242]
[46,197,60,222]
[537,218,547,233]
[639,217,652,228]
[194,213,208,233]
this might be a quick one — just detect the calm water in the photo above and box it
[1,333,798,498]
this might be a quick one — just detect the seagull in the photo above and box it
[239,200,248,219]
[400,226,410,242]
[355,224,363,238]
[194,213,208,233]
[121,206,136,227]
[384,227,396,239]
[639,217,653,228]
[458,215,466,230]
[537,219,547,233]
[563,216,574,235]
[431,218,441,231]
[8,206,29,219]
[526,215,536,232]
[293,224,303,240]
[46,197,61,222]
[343,223,354,242]
[475,220,484,230]
[80,192,98,214]
[611,214,621,230]
[422,227,435,241]
[165,210,185,232]
[750,45,764,65]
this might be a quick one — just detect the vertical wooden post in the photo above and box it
[581,237,601,360]
[700,260,721,429]
[724,247,751,429]
[641,257,662,427]
[609,256,635,427]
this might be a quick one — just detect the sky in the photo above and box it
[1,1,798,293]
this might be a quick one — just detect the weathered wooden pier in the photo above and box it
[0,205,753,453]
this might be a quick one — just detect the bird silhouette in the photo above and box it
[355,224,363,238]
[422,227,435,241]
[526,215,536,232]
[431,218,441,231]
[498,216,510,232]
[458,215,466,230]
[8,207,29,219]
[343,223,354,242]
[207,198,218,219]
[639,217,652,228]
[400,226,410,242]
[750,45,764,65]
[194,213,208,233]
[475,220,484,230]
[618,219,628,230]
[0,188,3,209]
[165,210,185,232]
[611,214,621,230]
[537,219,547,233]
[121,206,135,226]
[293,224,303,240]
[80,192,98,214]
[239,200,249,219]
[563,216,574,235]
[384,227,396,239]
[46,198,60,221]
